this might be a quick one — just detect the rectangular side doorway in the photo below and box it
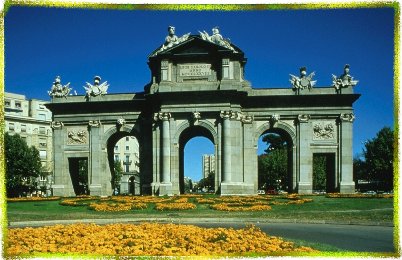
[313,153,336,193]
[68,157,89,195]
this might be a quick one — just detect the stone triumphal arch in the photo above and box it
[47,27,359,196]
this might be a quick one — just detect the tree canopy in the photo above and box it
[5,133,42,197]
[258,133,288,190]
[356,127,394,190]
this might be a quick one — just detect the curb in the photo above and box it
[8,218,394,228]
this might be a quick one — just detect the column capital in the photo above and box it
[51,121,64,129]
[154,112,171,122]
[297,114,311,123]
[220,110,232,120]
[339,113,355,122]
[88,120,101,128]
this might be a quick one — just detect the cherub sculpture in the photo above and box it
[199,27,236,52]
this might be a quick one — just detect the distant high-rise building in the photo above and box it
[202,154,215,179]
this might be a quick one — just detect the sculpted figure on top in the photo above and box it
[290,67,316,91]
[199,27,237,52]
[332,64,359,91]
[156,26,190,54]
[48,76,72,98]
[84,76,109,100]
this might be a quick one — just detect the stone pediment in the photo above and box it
[149,35,243,58]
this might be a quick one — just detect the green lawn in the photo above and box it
[6,195,394,223]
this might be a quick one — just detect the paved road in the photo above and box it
[193,222,395,252]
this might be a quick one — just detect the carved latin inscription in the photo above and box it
[179,64,212,77]
[313,122,335,140]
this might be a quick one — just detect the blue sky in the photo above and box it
[5,6,395,182]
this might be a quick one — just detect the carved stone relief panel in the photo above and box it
[67,128,88,145]
[313,121,336,140]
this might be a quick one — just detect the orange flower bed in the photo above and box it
[6,223,317,256]
[154,202,196,211]
[7,197,61,202]
[88,202,147,212]
[210,203,272,212]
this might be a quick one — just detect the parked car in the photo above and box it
[257,190,265,195]
[363,190,377,195]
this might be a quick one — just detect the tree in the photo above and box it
[258,133,288,190]
[198,172,214,191]
[258,149,288,189]
[113,160,124,194]
[362,127,394,190]
[313,155,326,190]
[262,134,286,153]
[5,133,42,197]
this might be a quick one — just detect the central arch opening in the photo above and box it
[179,126,215,194]
[257,129,294,194]
[107,133,141,196]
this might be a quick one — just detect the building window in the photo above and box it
[5,100,10,107]
[126,137,130,141]
[39,104,46,110]
[39,138,47,148]
[15,102,21,109]
[39,127,46,135]
[125,155,130,172]
[21,124,27,132]
[114,145,118,151]
[39,150,47,159]
[115,155,119,161]
[8,122,15,131]
[126,146,129,151]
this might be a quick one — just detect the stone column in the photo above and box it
[156,112,173,195]
[220,111,231,183]
[50,121,71,196]
[339,113,355,193]
[161,113,171,183]
[297,114,313,194]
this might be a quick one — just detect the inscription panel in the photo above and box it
[178,64,212,77]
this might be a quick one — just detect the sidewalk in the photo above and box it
[8,217,394,228]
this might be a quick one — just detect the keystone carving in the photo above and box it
[50,121,64,129]
[339,113,355,122]
[270,114,280,125]
[192,111,201,121]
[67,130,87,144]
[116,117,126,127]
[313,122,335,140]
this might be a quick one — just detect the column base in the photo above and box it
[220,182,255,195]
[340,181,356,193]
[89,184,103,196]
[159,182,174,196]
[52,184,75,197]
[297,182,313,194]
